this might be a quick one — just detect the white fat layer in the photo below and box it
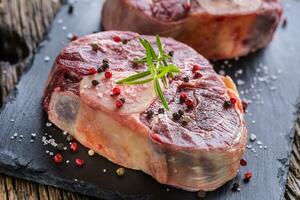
[80,71,157,114]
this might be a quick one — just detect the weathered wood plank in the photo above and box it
[0,175,8,200]
[37,184,50,200]
[285,114,300,200]
[0,0,62,105]
[47,186,63,200]
[5,176,16,200]
[0,175,92,200]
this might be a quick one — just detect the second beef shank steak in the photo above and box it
[102,0,283,60]
[43,31,247,191]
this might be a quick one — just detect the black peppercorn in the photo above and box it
[97,67,103,73]
[91,80,99,86]
[181,121,188,126]
[231,182,239,192]
[173,113,181,120]
[91,43,99,52]
[242,101,248,112]
[120,98,126,103]
[183,76,189,82]
[282,17,287,28]
[146,110,154,119]
[68,5,74,14]
[178,109,184,116]
[102,63,109,71]
[168,51,174,57]
[103,59,109,64]
[122,39,128,44]
[57,143,64,151]
[223,100,232,109]
[158,108,165,114]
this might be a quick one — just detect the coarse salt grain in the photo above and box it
[31,133,37,139]
[67,33,73,39]
[250,134,257,142]
[97,93,103,98]
[218,70,225,75]
[44,56,50,62]
[42,136,57,147]
[237,79,245,86]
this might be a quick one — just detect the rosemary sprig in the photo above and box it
[116,35,180,110]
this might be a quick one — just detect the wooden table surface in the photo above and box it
[0,0,299,199]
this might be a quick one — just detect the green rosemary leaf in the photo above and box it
[117,36,180,110]
[144,42,155,76]
[156,35,168,66]
[157,68,172,79]
[157,65,180,74]
[154,79,169,110]
[161,76,168,88]
[145,40,158,60]
[133,57,147,64]
[123,78,153,85]
[116,71,151,84]
[167,64,181,73]
[139,38,147,49]
[156,35,164,57]
[134,55,167,64]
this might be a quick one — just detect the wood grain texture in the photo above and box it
[0,175,92,200]
[0,0,62,105]
[285,113,300,200]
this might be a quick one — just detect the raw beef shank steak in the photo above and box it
[102,0,283,60]
[43,31,247,191]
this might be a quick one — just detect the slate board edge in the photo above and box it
[0,151,151,200]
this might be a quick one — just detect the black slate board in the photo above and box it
[0,0,300,199]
